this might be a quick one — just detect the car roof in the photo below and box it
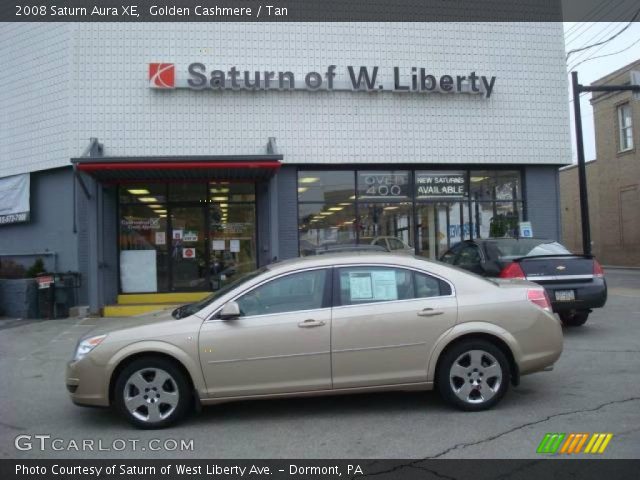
[267,252,435,272]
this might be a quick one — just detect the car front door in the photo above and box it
[331,265,457,389]
[199,268,332,397]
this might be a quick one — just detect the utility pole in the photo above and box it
[570,71,640,256]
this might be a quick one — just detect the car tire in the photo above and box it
[114,357,191,429]
[437,339,510,411]
[559,311,589,327]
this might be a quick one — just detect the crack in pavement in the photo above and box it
[349,397,640,480]
[428,396,640,459]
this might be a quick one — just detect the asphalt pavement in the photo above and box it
[1,269,639,459]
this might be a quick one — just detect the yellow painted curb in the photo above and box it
[117,292,210,305]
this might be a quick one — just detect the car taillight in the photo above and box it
[528,289,552,312]
[593,259,604,278]
[499,262,526,279]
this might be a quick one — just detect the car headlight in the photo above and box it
[73,334,107,361]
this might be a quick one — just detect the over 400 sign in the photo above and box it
[358,172,409,199]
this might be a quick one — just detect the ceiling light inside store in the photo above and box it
[384,206,399,211]
[320,212,333,216]
[298,187,308,193]
[138,197,158,203]
[471,177,488,182]
[212,196,227,201]
[127,189,149,195]
[299,177,319,184]
[339,202,351,206]
[329,207,344,211]
[147,204,162,209]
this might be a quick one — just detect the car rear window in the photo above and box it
[485,239,571,261]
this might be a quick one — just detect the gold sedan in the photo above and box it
[67,253,563,428]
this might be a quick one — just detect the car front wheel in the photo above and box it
[437,340,510,411]
[559,311,589,327]
[114,357,191,429]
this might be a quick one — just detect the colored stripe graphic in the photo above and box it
[537,433,566,453]
[538,433,613,454]
[585,433,613,454]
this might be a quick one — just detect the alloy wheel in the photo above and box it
[449,349,502,405]
[123,368,180,423]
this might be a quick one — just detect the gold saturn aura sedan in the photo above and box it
[67,253,563,428]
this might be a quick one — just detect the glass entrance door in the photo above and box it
[170,207,208,291]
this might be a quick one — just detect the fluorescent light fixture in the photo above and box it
[384,206,399,211]
[127,189,149,195]
[349,195,356,200]
[320,212,333,216]
[339,202,351,206]
[159,214,167,218]
[299,177,319,184]
[154,210,167,214]
[298,187,308,193]
[219,203,228,208]
[471,176,488,182]
[211,196,227,201]
[329,207,344,211]
[147,204,162,209]
[138,197,158,203]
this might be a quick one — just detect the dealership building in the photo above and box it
[0,23,571,315]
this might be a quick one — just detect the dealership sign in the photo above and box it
[416,172,467,198]
[149,63,497,98]
[0,173,30,225]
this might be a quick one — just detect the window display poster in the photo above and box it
[155,231,166,245]
[349,272,373,300]
[212,239,225,251]
[172,229,183,240]
[183,230,198,242]
[120,250,157,293]
[371,270,398,300]
[230,239,240,253]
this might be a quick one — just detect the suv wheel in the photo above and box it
[437,339,510,411]
[114,357,191,429]
[559,311,589,327]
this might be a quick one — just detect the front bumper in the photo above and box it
[66,358,110,407]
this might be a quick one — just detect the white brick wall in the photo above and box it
[0,22,571,177]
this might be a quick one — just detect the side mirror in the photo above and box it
[219,301,241,320]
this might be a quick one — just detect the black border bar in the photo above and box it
[2,0,640,22]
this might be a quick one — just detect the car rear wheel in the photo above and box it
[114,357,191,429]
[559,311,589,327]
[437,340,510,411]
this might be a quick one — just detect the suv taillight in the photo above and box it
[528,289,552,312]
[593,259,604,278]
[499,262,526,279]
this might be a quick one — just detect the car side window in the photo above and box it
[388,238,406,250]
[374,239,388,250]
[338,267,414,305]
[455,244,481,267]
[414,272,452,298]
[236,269,327,317]
[440,243,462,264]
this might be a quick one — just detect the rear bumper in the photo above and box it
[540,278,607,313]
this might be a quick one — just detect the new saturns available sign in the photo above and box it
[149,63,497,98]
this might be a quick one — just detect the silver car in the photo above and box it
[67,253,563,428]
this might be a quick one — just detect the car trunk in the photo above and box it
[515,255,595,284]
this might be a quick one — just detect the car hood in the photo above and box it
[85,308,178,337]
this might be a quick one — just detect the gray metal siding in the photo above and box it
[524,166,561,241]
[276,166,299,261]
[0,168,78,273]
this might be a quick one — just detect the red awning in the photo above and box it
[71,156,282,182]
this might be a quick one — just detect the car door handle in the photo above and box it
[298,319,326,328]
[417,308,444,317]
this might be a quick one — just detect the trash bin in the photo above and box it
[35,273,55,319]
[53,272,81,319]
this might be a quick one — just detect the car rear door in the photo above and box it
[331,265,457,389]
[199,267,332,397]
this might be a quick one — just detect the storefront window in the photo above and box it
[358,202,413,249]
[298,203,356,255]
[473,201,522,239]
[470,170,521,201]
[210,182,256,203]
[119,205,168,293]
[357,171,410,201]
[119,184,167,204]
[169,183,208,202]
[297,171,355,204]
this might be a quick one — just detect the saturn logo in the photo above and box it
[557,265,566,271]
[149,63,175,88]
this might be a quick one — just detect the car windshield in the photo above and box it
[171,267,268,319]
[485,239,571,261]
